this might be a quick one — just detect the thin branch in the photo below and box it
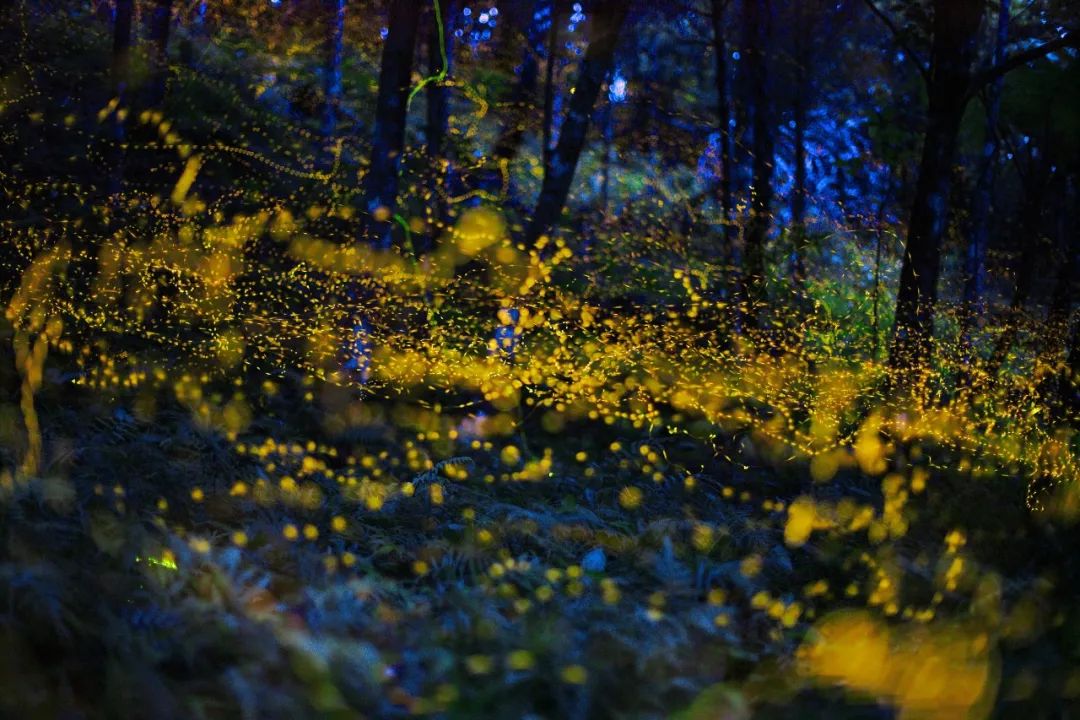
[860,0,930,85]
[969,30,1079,93]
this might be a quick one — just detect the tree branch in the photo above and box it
[860,0,930,85]
[969,30,1079,93]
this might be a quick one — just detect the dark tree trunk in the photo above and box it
[1059,179,1080,416]
[960,0,1010,359]
[871,176,892,360]
[888,0,984,370]
[363,0,421,248]
[653,67,676,160]
[112,0,134,98]
[322,0,346,138]
[834,158,850,225]
[541,0,564,177]
[1049,177,1078,331]
[146,0,173,107]
[426,0,454,236]
[632,80,657,156]
[790,68,808,286]
[492,0,546,164]
[425,0,453,162]
[989,239,1036,371]
[710,0,735,272]
[739,0,774,326]
[1062,317,1080,417]
[990,161,1052,371]
[1049,252,1074,341]
[179,1,209,68]
[524,0,629,248]
[789,0,813,290]
[93,0,111,23]
[108,0,134,199]
[600,100,612,213]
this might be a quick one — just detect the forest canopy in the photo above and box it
[1,0,1080,718]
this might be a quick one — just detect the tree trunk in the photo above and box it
[600,100,612,213]
[1049,253,1074,351]
[1058,179,1080,416]
[179,1,208,68]
[789,0,811,290]
[710,0,735,274]
[108,0,134,199]
[1049,177,1078,331]
[112,0,134,99]
[93,0,111,23]
[321,0,346,138]
[988,240,1035,372]
[541,0,564,178]
[960,0,1010,360]
[425,0,453,162]
[426,0,454,237]
[1061,316,1080,418]
[146,0,173,107]
[790,72,808,286]
[990,162,1051,371]
[492,0,546,163]
[871,189,887,359]
[363,0,421,248]
[888,0,984,371]
[1059,179,1080,416]
[739,0,774,327]
[524,0,629,248]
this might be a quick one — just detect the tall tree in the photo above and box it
[710,0,735,274]
[1048,177,1077,334]
[541,0,566,178]
[146,0,174,107]
[524,0,630,248]
[107,0,134,199]
[989,155,1053,372]
[426,0,455,234]
[179,1,209,68]
[739,0,774,325]
[888,0,984,371]
[960,0,1010,358]
[885,0,1078,370]
[783,0,855,290]
[1056,178,1080,416]
[363,0,421,248]
[789,96,808,283]
[787,0,821,288]
[112,0,134,102]
[492,0,548,164]
[322,0,346,138]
